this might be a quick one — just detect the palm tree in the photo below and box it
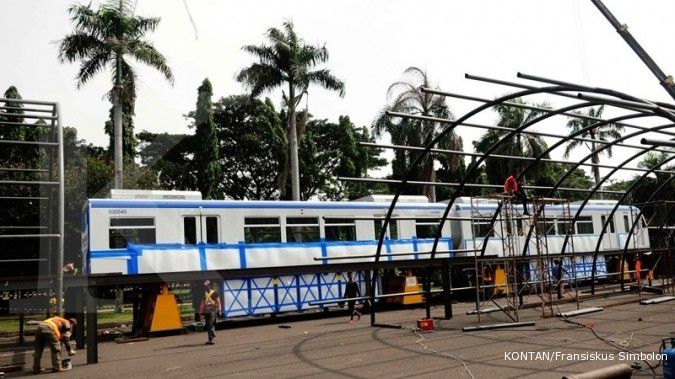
[58,0,173,189]
[473,99,550,189]
[237,21,344,200]
[374,67,463,202]
[564,106,623,198]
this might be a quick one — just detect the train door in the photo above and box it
[182,215,220,244]
[600,214,616,250]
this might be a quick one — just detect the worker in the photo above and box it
[199,282,222,345]
[504,174,529,216]
[344,272,361,323]
[33,316,76,374]
[634,255,643,285]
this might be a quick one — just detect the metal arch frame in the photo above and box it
[514,120,675,297]
[369,84,584,324]
[620,176,675,292]
[373,84,626,321]
[589,154,675,293]
[421,89,675,318]
[507,110,664,302]
[374,76,675,324]
[514,112,662,252]
[516,117,675,258]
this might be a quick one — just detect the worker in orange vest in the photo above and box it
[33,316,76,373]
[634,255,643,285]
[199,281,222,345]
[504,174,530,216]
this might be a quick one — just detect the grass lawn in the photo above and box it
[0,304,195,334]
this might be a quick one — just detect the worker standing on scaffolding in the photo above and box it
[504,174,529,216]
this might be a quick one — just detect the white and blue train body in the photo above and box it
[81,190,454,317]
[81,191,650,317]
[448,197,650,280]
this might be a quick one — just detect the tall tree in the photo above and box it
[299,116,386,200]
[373,67,463,202]
[473,98,551,190]
[192,79,221,199]
[564,106,624,198]
[237,21,345,200]
[58,0,173,189]
[137,131,195,191]
[213,95,286,200]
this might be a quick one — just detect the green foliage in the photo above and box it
[104,104,137,160]
[213,95,285,199]
[473,98,552,193]
[59,0,173,162]
[237,20,345,198]
[137,131,195,190]
[299,116,386,200]
[564,106,624,188]
[373,67,464,201]
[192,79,221,199]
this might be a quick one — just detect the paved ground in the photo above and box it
[3,294,674,378]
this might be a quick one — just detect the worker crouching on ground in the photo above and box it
[199,281,222,345]
[33,316,76,374]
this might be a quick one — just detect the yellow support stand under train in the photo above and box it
[143,285,184,333]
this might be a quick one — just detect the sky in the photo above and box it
[2,0,675,182]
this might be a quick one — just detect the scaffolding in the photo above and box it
[471,195,580,323]
[0,97,64,314]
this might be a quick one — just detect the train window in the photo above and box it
[184,217,197,244]
[473,222,494,239]
[623,215,630,232]
[600,215,615,233]
[205,216,219,244]
[286,217,320,242]
[557,220,573,235]
[537,221,556,236]
[576,216,594,235]
[324,218,356,241]
[415,219,439,239]
[374,220,398,240]
[244,217,281,243]
[109,217,156,248]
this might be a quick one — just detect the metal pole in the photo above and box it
[360,141,674,175]
[590,0,675,101]
[441,259,452,319]
[56,103,65,316]
[641,138,675,148]
[86,285,98,364]
[338,176,626,195]
[386,110,674,155]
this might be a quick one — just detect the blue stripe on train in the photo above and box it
[88,237,454,274]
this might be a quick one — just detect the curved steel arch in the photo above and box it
[621,174,675,284]
[374,75,675,324]
[516,117,674,257]
[617,171,675,292]
[588,153,675,293]
[370,84,583,322]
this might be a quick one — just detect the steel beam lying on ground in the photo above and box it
[555,307,604,318]
[640,296,675,305]
[462,321,536,332]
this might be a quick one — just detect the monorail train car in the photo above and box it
[449,197,651,281]
[81,190,454,317]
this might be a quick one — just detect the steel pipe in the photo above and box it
[360,141,673,175]
[386,110,675,155]
[338,176,625,194]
